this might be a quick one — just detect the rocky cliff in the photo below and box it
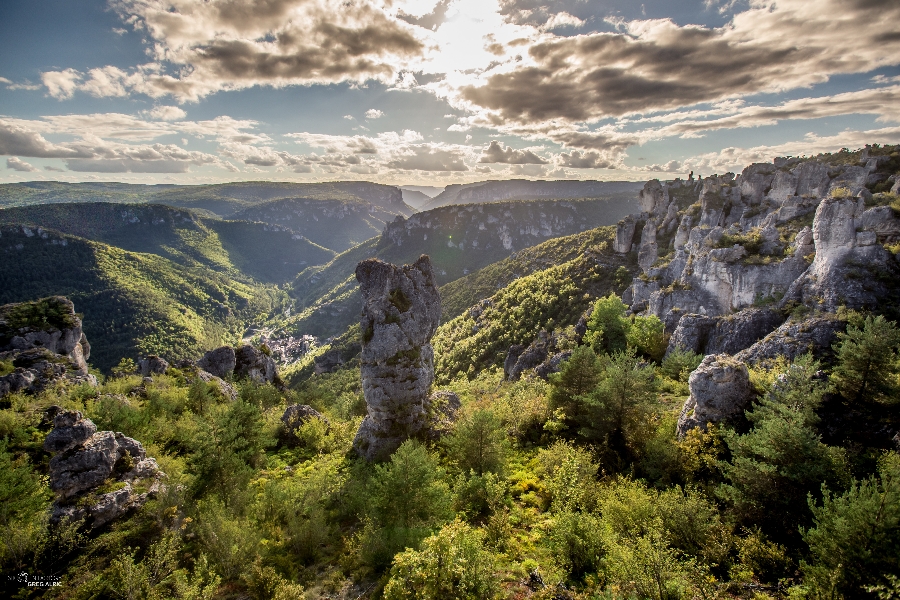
[423,179,642,210]
[611,145,900,435]
[618,149,900,352]
[0,296,96,397]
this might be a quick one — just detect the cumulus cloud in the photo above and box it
[51,0,424,101]
[479,140,547,164]
[365,109,384,119]
[0,117,224,173]
[6,157,39,172]
[147,105,187,121]
[557,150,613,169]
[0,122,88,158]
[459,0,900,124]
[388,146,469,171]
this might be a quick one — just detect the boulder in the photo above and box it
[138,355,169,377]
[352,255,441,461]
[197,346,236,379]
[195,369,238,402]
[44,409,163,528]
[234,345,277,384]
[676,354,753,438]
[705,308,785,356]
[43,408,97,453]
[281,404,330,445]
[667,314,719,355]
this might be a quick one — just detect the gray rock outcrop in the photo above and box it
[735,315,847,365]
[138,355,169,377]
[197,346,236,379]
[0,297,96,398]
[192,344,279,385]
[619,153,899,351]
[234,345,278,384]
[352,255,442,461]
[667,308,784,357]
[43,408,163,528]
[676,354,754,438]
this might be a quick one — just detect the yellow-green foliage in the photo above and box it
[433,252,622,382]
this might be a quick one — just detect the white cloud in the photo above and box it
[6,157,39,172]
[147,105,187,121]
[365,109,385,119]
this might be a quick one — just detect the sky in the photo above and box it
[0,0,899,186]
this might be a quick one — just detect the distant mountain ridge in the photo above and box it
[228,196,407,252]
[422,179,644,210]
[0,180,413,220]
[282,195,638,339]
[0,202,335,284]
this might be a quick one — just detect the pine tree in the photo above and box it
[830,314,900,404]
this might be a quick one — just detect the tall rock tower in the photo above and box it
[353,255,442,461]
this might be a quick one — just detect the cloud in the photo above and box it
[649,85,900,138]
[6,157,39,172]
[147,106,187,121]
[41,69,83,100]
[479,140,547,164]
[365,109,385,119]
[0,118,224,173]
[44,165,66,172]
[541,12,584,31]
[458,0,900,124]
[0,122,87,158]
[388,145,469,171]
[557,150,613,169]
[56,0,425,101]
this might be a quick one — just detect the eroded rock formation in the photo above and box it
[44,407,164,528]
[0,297,96,398]
[353,255,442,461]
[610,149,900,437]
[676,355,753,438]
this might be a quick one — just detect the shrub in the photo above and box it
[830,314,900,405]
[801,453,900,599]
[661,347,704,382]
[548,510,605,582]
[383,521,500,600]
[444,409,508,476]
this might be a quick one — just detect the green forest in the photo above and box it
[2,291,898,599]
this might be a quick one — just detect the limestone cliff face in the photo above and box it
[353,255,442,461]
[610,149,900,438]
[382,198,631,256]
[617,155,900,347]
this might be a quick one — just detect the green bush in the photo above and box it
[661,347,704,382]
[801,453,900,599]
[383,521,500,600]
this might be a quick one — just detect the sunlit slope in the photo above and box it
[0,225,287,371]
[0,202,335,284]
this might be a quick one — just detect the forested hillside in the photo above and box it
[0,225,288,370]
